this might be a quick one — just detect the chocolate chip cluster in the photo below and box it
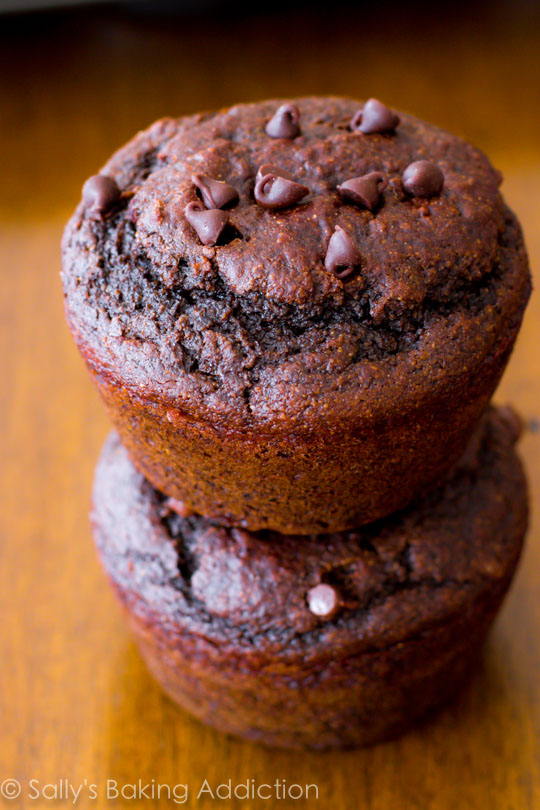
[81,98,446,289]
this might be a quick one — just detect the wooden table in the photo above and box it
[1,5,539,808]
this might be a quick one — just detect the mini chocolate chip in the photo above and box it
[255,164,295,184]
[307,584,340,619]
[254,173,309,210]
[402,160,444,197]
[337,171,388,211]
[160,497,195,519]
[184,202,228,245]
[265,103,301,139]
[324,226,361,280]
[350,98,400,134]
[82,174,120,216]
[191,173,239,209]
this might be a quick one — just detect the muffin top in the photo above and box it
[93,408,527,659]
[62,97,529,427]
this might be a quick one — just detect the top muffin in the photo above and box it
[61,97,530,531]
[62,96,528,428]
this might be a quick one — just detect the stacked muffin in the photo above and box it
[62,97,531,749]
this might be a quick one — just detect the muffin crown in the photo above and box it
[73,97,506,307]
[62,97,529,426]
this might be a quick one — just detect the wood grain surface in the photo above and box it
[0,4,539,808]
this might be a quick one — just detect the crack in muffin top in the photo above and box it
[62,97,529,425]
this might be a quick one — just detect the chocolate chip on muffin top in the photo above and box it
[70,96,503,306]
[62,97,529,428]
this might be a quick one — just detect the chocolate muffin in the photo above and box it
[92,407,527,750]
[64,97,531,533]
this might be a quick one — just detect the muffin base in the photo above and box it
[133,595,507,749]
[91,408,527,749]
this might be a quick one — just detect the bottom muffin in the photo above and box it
[92,407,527,750]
